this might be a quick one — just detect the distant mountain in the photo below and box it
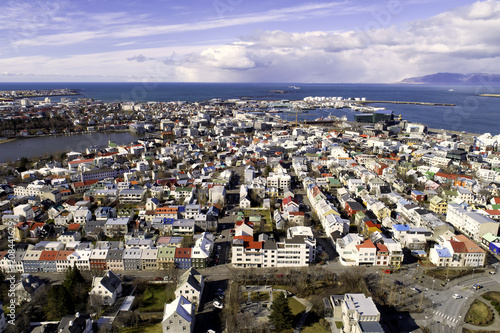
[399,72,500,85]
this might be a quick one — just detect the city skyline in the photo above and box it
[0,0,498,83]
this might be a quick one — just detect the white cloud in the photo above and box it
[169,1,500,82]
[2,1,500,82]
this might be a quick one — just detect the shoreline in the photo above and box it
[0,138,16,145]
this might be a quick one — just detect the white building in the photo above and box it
[340,293,382,333]
[446,203,499,241]
[89,270,122,305]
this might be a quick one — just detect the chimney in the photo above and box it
[69,321,74,326]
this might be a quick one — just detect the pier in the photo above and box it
[359,100,455,106]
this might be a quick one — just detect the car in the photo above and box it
[217,245,222,250]
[317,246,323,252]
[213,300,224,309]
[473,284,483,290]
[411,287,421,293]
[453,294,463,299]
[489,270,496,275]
[154,276,162,281]
[383,269,392,274]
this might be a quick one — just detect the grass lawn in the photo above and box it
[249,291,270,302]
[426,268,482,281]
[119,323,162,333]
[287,297,306,316]
[482,291,500,314]
[465,300,494,326]
[302,322,330,333]
[138,284,175,313]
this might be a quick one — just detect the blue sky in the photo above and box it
[0,0,497,82]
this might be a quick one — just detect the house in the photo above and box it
[191,233,213,269]
[15,274,46,305]
[345,200,366,217]
[57,231,82,245]
[89,270,122,306]
[74,208,92,224]
[338,293,383,333]
[106,249,124,271]
[104,217,129,238]
[411,190,427,202]
[157,246,176,269]
[56,312,93,333]
[162,296,195,333]
[141,248,158,270]
[123,248,142,271]
[429,196,447,215]
[89,248,109,271]
[174,267,204,306]
[174,248,192,269]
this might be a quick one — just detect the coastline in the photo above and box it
[0,138,16,145]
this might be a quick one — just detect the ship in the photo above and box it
[288,86,301,90]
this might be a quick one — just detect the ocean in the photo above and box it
[2,82,500,135]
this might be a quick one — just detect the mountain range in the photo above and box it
[398,72,500,85]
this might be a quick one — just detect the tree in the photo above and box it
[62,265,89,311]
[269,292,293,331]
[46,285,73,320]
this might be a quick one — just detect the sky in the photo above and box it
[0,0,498,83]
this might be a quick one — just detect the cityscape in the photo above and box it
[1,1,500,333]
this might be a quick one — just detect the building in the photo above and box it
[141,248,158,270]
[446,203,499,242]
[429,196,447,215]
[89,270,122,305]
[162,296,195,333]
[175,248,192,269]
[15,274,46,305]
[174,268,204,307]
[90,248,109,271]
[56,312,93,333]
[339,293,383,333]
[123,248,142,271]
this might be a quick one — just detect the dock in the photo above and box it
[359,100,455,106]
[479,94,500,98]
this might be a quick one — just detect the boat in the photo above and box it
[268,109,283,113]
[288,86,301,90]
[449,89,454,92]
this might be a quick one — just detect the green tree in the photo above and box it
[62,265,89,311]
[269,292,293,331]
[46,285,73,320]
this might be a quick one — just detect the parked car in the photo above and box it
[383,269,392,274]
[213,300,224,309]
[489,270,496,275]
[453,294,463,299]
[411,287,421,293]
[472,284,483,290]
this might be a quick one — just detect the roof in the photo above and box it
[163,296,193,324]
[356,239,376,251]
[96,270,122,293]
[175,248,192,258]
[39,250,58,261]
[177,267,203,292]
